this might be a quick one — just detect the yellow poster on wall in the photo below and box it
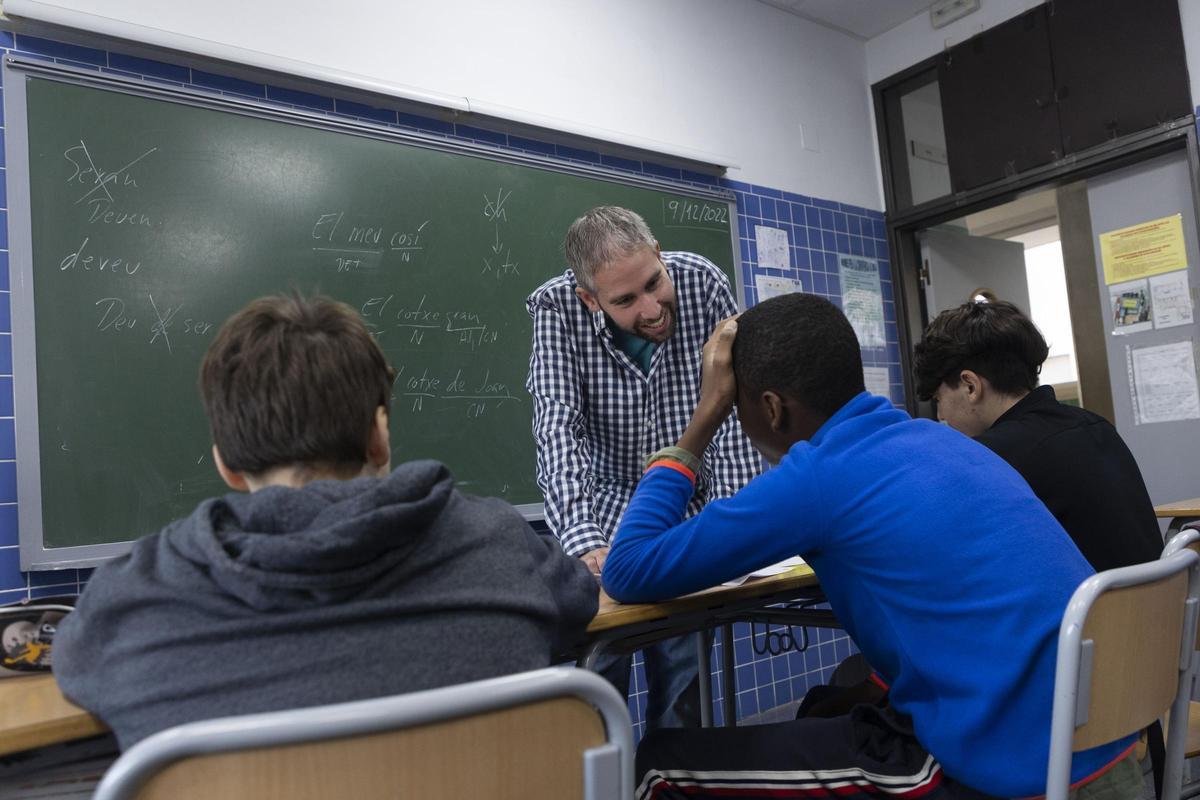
[1099,214,1188,285]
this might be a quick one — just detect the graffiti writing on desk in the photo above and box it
[360,294,501,349]
[310,212,430,270]
[64,140,157,207]
[394,364,521,416]
[94,295,214,351]
[663,198,728,230]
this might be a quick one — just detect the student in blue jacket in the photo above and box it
[602,293,1140,800]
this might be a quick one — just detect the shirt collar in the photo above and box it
[992,384,1056,426]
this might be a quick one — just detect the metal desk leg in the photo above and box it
[696,628,713,728]
[721,623,737,727]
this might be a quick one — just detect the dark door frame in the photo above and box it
[873,59,1200,418]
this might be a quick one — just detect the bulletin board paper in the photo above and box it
[1130,340,1200,425]
[863,366,891,400]
[756,275,803,302]
[1149,270,1194,329]
[754,225,790,270]
[1108,278,1153,335]
[837,255,886,348]
[1100,214,1188,285]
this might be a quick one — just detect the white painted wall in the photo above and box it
[8,0,884,209]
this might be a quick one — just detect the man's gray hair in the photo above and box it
[563,206,657,291]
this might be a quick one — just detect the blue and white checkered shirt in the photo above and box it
[526,252,762,557]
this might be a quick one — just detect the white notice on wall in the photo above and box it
[755,225,791,270]
[837,254,886,348]
[863,366,891,400]
[1150,270,1194,329]
[1131,340,1200,424]
[757,275,803,302]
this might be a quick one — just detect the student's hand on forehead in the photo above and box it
[698,315,739,418]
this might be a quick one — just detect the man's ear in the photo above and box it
[574,286,602,314]
[762,390,788,432]
[366,406,391,475]
[212,445,250,492]
[959,370,986,405]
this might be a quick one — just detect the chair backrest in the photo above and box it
[1163,526,1200,649]
[93,667,633,800]
[1046,549,1200,800]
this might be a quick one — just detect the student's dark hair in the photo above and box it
[733,293,865,417]
[199,292,394,475]
[912,300,1049,401]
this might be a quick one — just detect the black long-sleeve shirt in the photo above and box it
[975,385,1162,571]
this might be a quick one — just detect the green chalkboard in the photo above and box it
[7,66,738,565]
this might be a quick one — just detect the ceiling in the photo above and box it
[757,0,935,40]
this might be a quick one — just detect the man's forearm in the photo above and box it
[675,399,729,463]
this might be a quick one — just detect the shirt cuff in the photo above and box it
[559,526,609,559]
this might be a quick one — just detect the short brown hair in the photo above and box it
[912,301,1048,401]
[199,293,394,475]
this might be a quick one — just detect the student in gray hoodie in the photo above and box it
[54,293,599,750]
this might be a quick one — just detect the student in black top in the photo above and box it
[913,300,1161,571]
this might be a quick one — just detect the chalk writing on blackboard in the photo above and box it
[311,213,431,270]
[663,198,729,230]
[63,140,157,205]
[483,188,511,222]
[94,294,215,350]
[61,238,143,275]
[395,364,522,416]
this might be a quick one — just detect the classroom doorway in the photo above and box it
[915,187,1082,404]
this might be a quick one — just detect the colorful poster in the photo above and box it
[1108,278,1152,335]
[837,255,886,348]
[1099,214,1187,285]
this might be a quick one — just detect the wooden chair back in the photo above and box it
[94,667,633,800]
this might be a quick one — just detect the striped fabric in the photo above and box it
[525,252,761,557]
[636,755,944,799]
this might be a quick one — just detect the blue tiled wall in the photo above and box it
[0,30,894,730]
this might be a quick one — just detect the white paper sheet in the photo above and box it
[722,556,806,587]
[1131,340,1200,424]
[1150,270,1194,329]
[837,255,886,348]
[863,366,891,400]
[757,275,803,301]
[754,225,791,270]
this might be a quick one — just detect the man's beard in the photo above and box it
[633,302,677,342]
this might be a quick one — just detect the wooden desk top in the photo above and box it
[0,673,107,756]
[587,564,819,633]
[0,565,820,756]
[1155,498,1200,518]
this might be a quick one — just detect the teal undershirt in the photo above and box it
[609,322,657,376]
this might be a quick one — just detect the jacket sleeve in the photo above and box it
[526,298,607,557]
[603,454,820,603]
[698,268,763,502]
[520,518,600,654]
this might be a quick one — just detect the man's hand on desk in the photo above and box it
[580,546,609,577]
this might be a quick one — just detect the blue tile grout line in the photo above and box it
[0,29,887,732]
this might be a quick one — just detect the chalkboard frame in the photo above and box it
[4,56,743,571]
